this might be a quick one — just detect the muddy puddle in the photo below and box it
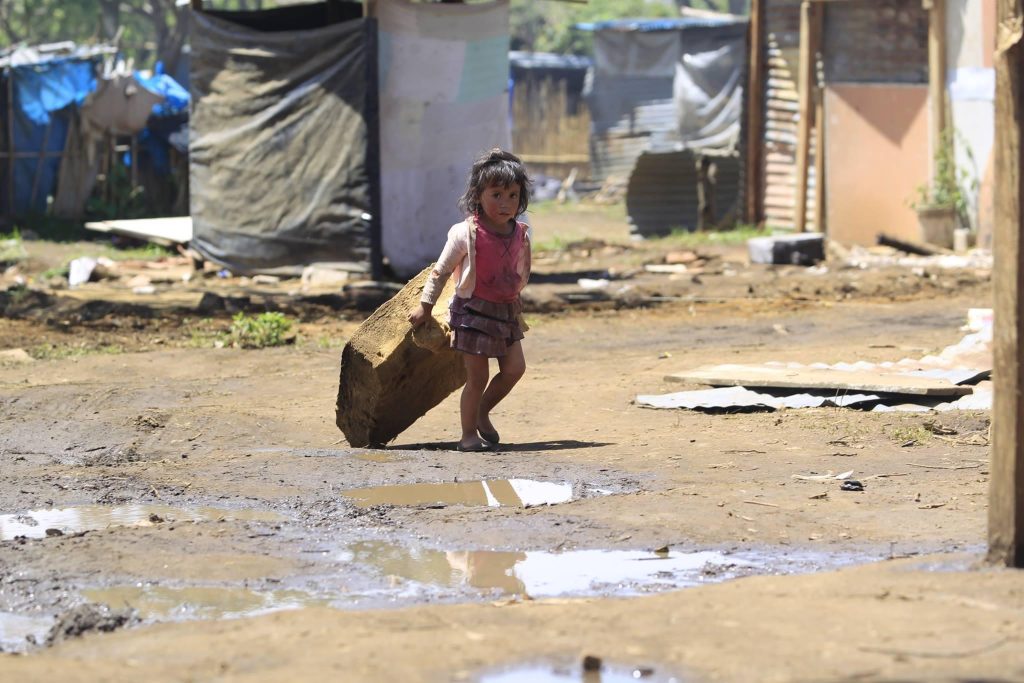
[0,612,54,652]
[0,504,285,540]
[342,479,608,508]
[342,542,754,597]
[251,447,410,463]
[80,586,328,620]
[479,663,683,682]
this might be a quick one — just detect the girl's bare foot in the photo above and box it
[457,437,494,452]
[477,413,500,444]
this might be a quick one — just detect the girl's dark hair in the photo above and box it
[457,148,532,218]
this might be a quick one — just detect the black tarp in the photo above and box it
[189,4,380,275]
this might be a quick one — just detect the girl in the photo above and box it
[408,149,532,452]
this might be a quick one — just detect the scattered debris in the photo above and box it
[840,481,865,492]
[0,348,34,365]
[748,233,825,266]
[45,604,136,646]
[907,462,982,471]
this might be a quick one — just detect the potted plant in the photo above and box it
[910,129,978,249]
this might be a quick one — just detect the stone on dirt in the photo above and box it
[336,265,465,448]
[45,604,136,646]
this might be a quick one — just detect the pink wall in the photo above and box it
[825,85,930,245]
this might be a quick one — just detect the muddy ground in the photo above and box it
[1,203,1022,682]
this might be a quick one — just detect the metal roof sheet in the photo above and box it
[576,17,747,32]
[509,51,591,71]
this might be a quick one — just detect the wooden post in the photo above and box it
[811,0,827,233]
[793,1,820,233]
[29,118,52,209]
[190,0,203,10]
[6,72,14,220]
[130,134,139,190]
[989,0,1024,568]
[814,82,825,234]
[927,0,947,176]
[744,0,765,226]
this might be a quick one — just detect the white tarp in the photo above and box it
[378,0,511,278]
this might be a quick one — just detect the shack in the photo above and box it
[509,51,591,181]
[0,43,113,221]
[189,0,511,278]
[578,16,749,236]
[1,42,190,225]
[744,0,995,247]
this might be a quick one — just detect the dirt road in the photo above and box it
[1,208,1020,682]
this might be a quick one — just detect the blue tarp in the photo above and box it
[11,98,70,214]
[135,64,190,117]
[3,57,93,214]
[2,55,192,216]
[12,59,96,125]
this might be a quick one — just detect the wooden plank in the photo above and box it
[666,364,975,396]
[989,0,1024,567]
[84,216,193,246]
[793,0,821,233]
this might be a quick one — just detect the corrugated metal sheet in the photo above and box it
[624,149,741,236]
[824,0,928,84]
[591,131,661,182]
[762,0,816,232]
[577,17,746,32]
[758,0,928,232]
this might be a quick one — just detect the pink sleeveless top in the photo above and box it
[473,221,525,304]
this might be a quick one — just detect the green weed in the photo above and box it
[30,343,125,360]
[228,312,295,349]
[0,227,26,262]
[649,225,765,249]
[889,424,932,446]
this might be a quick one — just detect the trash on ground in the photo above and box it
[641,311,992,413]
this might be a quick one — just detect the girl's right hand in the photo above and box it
[408,303,432,328]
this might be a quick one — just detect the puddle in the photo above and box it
[251,447,408,463]
[0,504,285,541]
[80,585,328,621]
[342,542,752,597]
[353,452,406,463]
[0,612,54,652]
[342,479,600,508]
[479,662,684,682]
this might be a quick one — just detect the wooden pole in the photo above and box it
[989,0,1024,568]
[190,0,203,10]
[814,80,825,234]
[6,72,14,220]
[130,134,139,190]
[793,0,820,233]
[927,0,947,176]
[29,118,52,210]
[811,3,825,233]
[744,0,765,226]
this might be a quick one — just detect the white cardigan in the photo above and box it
[420,218,531,306]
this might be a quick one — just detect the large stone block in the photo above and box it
[336,266,465,447]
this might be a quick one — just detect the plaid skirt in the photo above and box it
[449,296,524,358]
